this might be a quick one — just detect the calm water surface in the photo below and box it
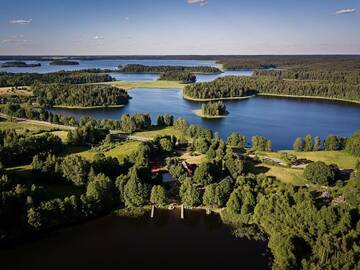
[0,210,269,270]
[50,88,360,149]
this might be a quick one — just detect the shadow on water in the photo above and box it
[0,209,270,270]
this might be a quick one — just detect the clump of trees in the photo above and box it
[1,61,41,67]
[0,70,114,87]
[201,101,228,116]
[32,84,129,107]
[159,71,196,83]
[49,60,79,65]
[345,131,360,157]
[293,134,346,152]
[251,136,272,151]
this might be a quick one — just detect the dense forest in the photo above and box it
[32,84,129,107]
[159,70,196,83]
[118,64,221,73]
[0,70,114,87]
[1,61,41,68]
[201,101,228,116]
[254,69,360,84]
[184,76,360,102]
[49,60,79,65]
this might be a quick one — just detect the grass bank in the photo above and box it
[183,92,253,102]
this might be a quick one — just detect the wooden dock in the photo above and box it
[180,204,184,219]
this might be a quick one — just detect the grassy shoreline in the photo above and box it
[257,93,360,105]
[192,109,228,119]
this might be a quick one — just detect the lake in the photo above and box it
[50,88,360,150]
[0,209,269,270]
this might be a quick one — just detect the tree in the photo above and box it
[86,173,115,212]
[150,185,167,206]
[193,162,218,185]
[104,134,112,144]
[303,161,336,185]
[313,136,321,151]
[324,135,339,151]
[226,189,241,214]
[61,155,90,186]
[159,138,173,152]
[123,170,148,207]
[227,132,246,149]
[179,178,200,207]
[293,137,304,152]
[345,131,360,157]
[304,134,313,152]
[194,137,209,154]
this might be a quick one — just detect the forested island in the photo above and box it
[194,101,228,118]
[159,70,196,83]
[0,70,114,87]
[32,84,129,108]
[49,60,80,65]
[1,61,41,68]
[118,64,221,73]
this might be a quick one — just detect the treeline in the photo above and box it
[293,132,360,157]
[254,69,360,84]
[119,64,221,73]
[201,101,227,116]
[1,61,41,68]
[159,71,196,83]
[32,84,129,107]
[0,70,114,87]
[218,55,360,71]
[184,76,360,102]
[183,76,254,99]
[49,60,79,65]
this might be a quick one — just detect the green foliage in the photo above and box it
[173,117,189,132]
[313,136,322,151]
[201,101,227,116]
[303,161,336,185]
[280,152,298,166]
[123,168,148,207]
[194,137,210,154]
[159,70,196,83]
[227,132,246,149]
[150,185,167,206]
[61,155,91,186]
[86,173,115,212]
[193,161,219,185]
[203,178,232,208]
[293,137,304,152]
[159,138,174,152]
[119,64,220,73]
[156,114,174,127]
[304,134,313,152]
[179,178,200,207]
[345,131,360,156]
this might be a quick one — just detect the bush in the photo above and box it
[303,161,336,185]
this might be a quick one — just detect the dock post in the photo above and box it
[180,204,184,219]
[151,205,155,218]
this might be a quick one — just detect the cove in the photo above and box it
[0,209,269,270]
[50,88,360,150]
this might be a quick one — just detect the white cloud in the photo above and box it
[124,16,130,21]
[335,8,356,15]
[187,0,208,6]
[93,35,104,40]
[9,19,32,24]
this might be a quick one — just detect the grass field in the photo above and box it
[259,150,358,169]
[0,120,54,134]
[98,80,185,90]
[133,126,187,139]
[0,86,32,97]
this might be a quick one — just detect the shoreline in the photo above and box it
[52,104,125,109]
[183,92,253,102]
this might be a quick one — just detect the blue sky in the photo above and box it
[0,0,359,55]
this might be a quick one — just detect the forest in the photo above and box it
[32,84,129,107]
[118,64,221,73]
[159,70,196,83]
[49,60,80,65]
[0,70,114,87]
[201,101,228,116]
[184,76,360,102]
[1,61,41,68]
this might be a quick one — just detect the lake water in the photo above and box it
[50,88,360,150]
[0,209,269,270]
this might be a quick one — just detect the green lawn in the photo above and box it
[133,126,187,139]
[97,80,185,90]
[0,120,53,134]
[259,150,358,169]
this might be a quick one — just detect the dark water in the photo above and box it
[50,88,360,150]
[0,210,269,270]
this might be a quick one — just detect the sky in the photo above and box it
[0,0,359,55]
